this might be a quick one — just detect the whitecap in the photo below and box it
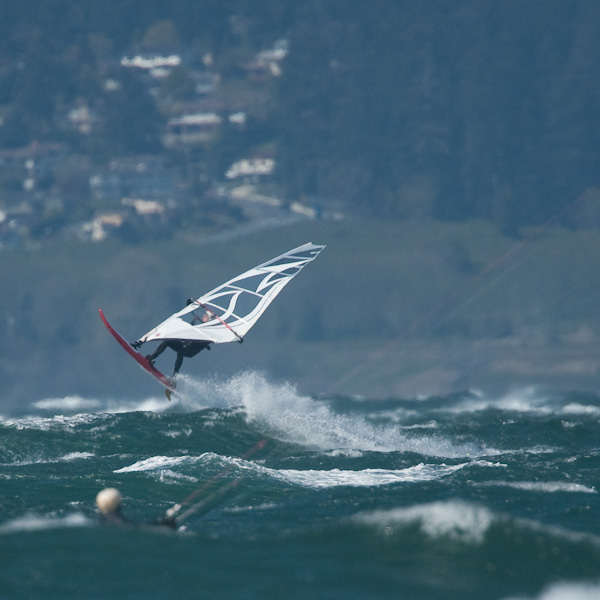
[0,413,100,432]
[162,427,193,439]
[479,480,596,494]
[102,397,172,414]
[59,452,95,461]
[562,403,600,417]
[188,371,495,458]
[367,408,421,422]
[255,461,468,489]
[114,455,196,473]
[0,513,91,534]
[356,500,600,552]
[502,580,600,600]
[29,395,172,416]
[119,452,468,490]
[442,388,600,421]
[445,387,556,416]
[320,449,364,459]
[156,469,199,483]
[1,451,96,467]
[33,396,102,412]
[355,500,494,545]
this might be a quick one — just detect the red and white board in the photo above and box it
[99,309,176,395]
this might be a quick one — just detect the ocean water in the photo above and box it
[2,372,600,600]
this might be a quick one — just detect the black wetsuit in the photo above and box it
[99,509,134,527]
[148,339,210,376]
[100,510,177,530]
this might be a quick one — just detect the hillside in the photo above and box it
[2,3,600,409]
[2,218,600,408]
[1,2,600,249]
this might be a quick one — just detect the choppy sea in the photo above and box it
[2,371,600,599]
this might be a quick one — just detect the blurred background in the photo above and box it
[1,1,600,407]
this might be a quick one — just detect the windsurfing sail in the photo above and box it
[136,242,325,345]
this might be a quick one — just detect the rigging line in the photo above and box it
[166,438,268,523]
[175,479,242,523]
[331,195,586,392]
[332,239,530,391]
[419,247,534,338]
[200,297,252,327]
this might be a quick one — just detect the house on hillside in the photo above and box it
[241,39,289,80]
[77,212,124,242]
[121,54,182,80]
[0,141,66,193]
[225,158,275,181]
[90,157,174,201]
[163,113,222,146]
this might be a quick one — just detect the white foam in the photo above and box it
[356,500,494,545]
[162,427,193,439]
[103,397,173,413]
[367,408,421,423]
[0,513,91,534]
[3,395,173,430]
[114,450,469,490]
[29,394,172,417]
[446,387,556,415]
[562,403,600,417]
[156,469,199,483]
[0,413,100,432]
[114,455,199,473]
[264,462,468,489]
[358,500,600,553]
[321,449,364,459]
[165,374,243,411]
[479,481,596,494]
[1,451,95,468]
[59,452,95,462]
[503,580,600,600]
[33,395,103,411]
[442,388,600,421]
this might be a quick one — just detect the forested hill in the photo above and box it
[1,1,599,236]
[276,2,600,230]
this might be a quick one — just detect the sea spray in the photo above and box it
[187,370,494,458]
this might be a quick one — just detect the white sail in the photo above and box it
[138,242,326,345]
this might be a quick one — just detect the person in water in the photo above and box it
[131,299,213,377]
[96,487,177,529]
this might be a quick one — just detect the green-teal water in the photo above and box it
[2,372,600,599]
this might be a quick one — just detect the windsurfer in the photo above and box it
[145,337,211,376]
[131,299,212,376]
[96,487,130,526]
[96,487,177,529]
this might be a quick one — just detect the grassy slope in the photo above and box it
[2,218,600,406]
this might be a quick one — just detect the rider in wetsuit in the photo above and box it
[96,487,176,529]
[131,299,212,377]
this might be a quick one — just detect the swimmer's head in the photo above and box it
[96,488,122,515]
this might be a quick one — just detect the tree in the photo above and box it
[141,20,181,53]
[94,70,162,156]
